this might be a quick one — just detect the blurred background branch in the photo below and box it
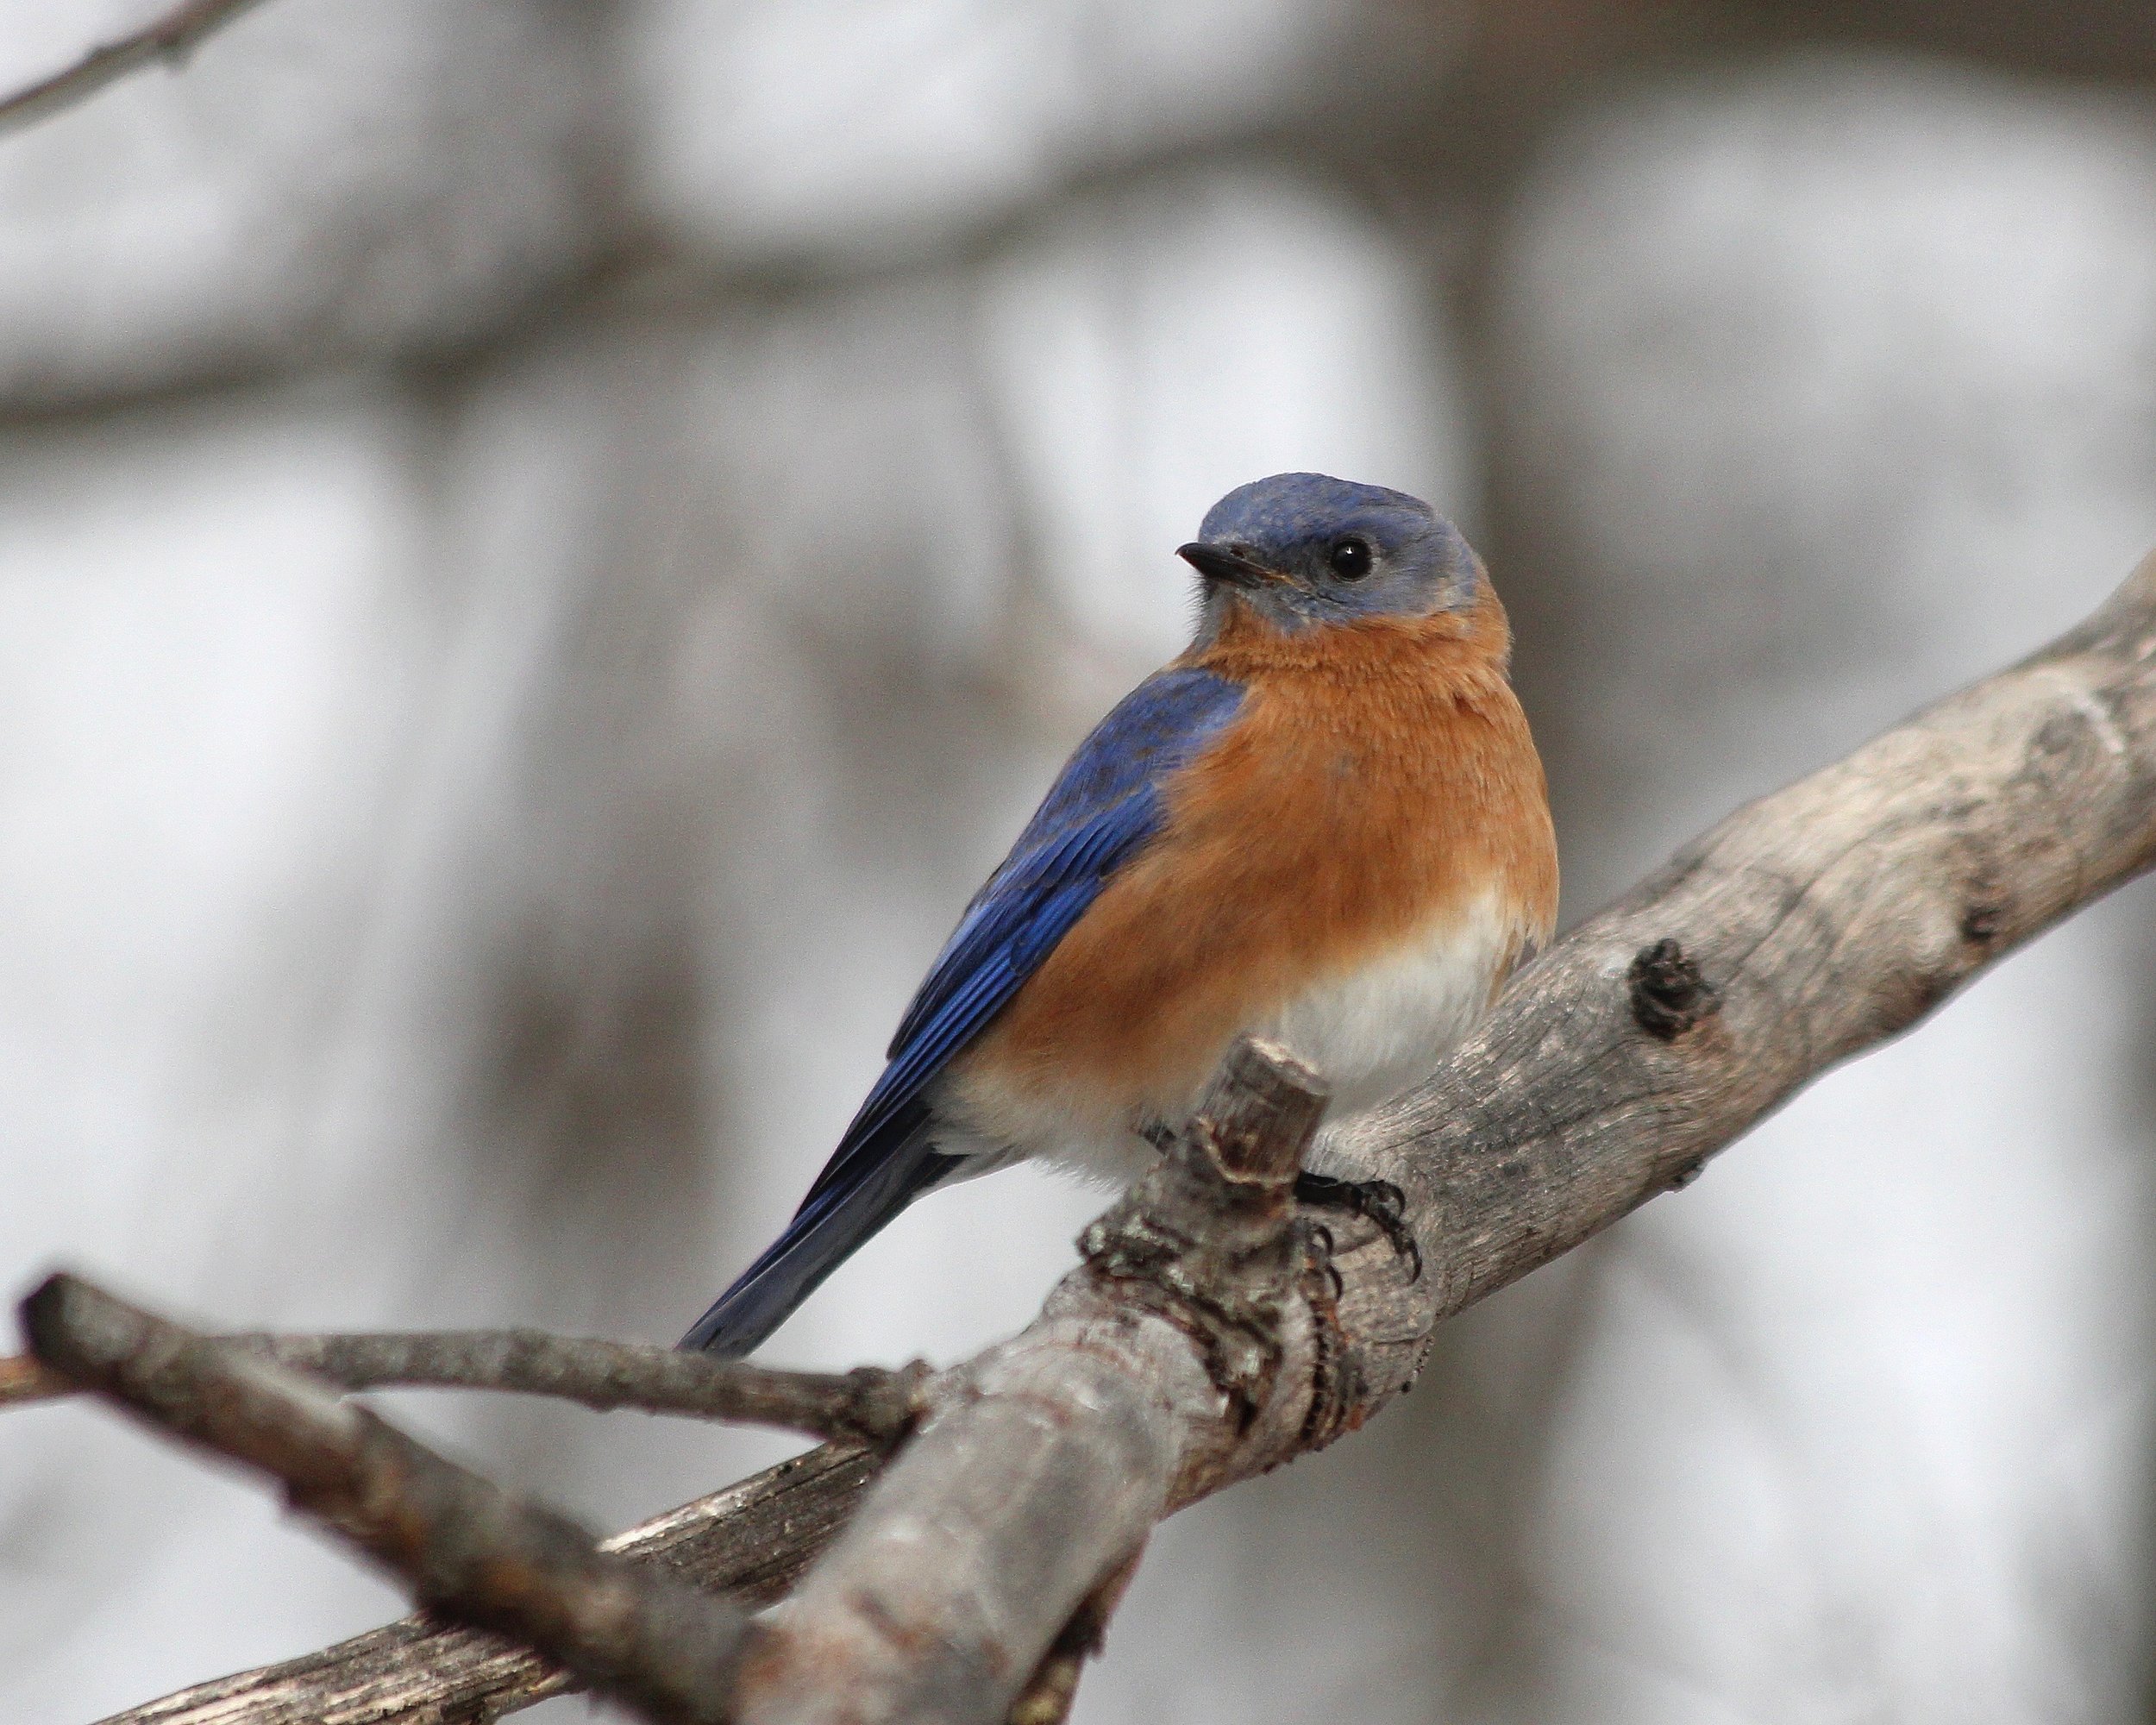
[0,0,272,133]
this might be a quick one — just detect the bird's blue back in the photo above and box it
[682,664,1244,1353]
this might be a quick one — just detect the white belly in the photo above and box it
[931,889,1524,1188]
[1260,888,1520,1116]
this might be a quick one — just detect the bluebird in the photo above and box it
[683,473,1557,1356]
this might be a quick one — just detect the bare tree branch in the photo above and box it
[0,1327,926,1444]
[34,1046,1311,1725]
[78,548,2156,1723]
[100,1441,883,1725]
[0,0,273,135]
[24,1274,761,1725]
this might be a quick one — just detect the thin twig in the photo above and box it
[0,1327,928,1444]
[23,1273,757,1725]
[0,1351,67,1405]
[0,0,274,135]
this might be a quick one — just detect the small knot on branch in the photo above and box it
[1960,901,2003,944]
[1629,938,1720,1040]
[833,1360,937,1447]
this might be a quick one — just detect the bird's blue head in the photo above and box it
[1177,473,1478,638]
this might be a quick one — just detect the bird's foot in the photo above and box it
[1292,1170,1421,1283]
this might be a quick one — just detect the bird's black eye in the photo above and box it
[1328,536,1373,580]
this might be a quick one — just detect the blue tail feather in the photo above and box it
[681,1104,957,1357]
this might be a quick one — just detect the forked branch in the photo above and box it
[22,1044,1328,1725]
[22,1275,753,1725]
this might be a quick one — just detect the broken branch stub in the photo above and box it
[1192,1035,1330,1184]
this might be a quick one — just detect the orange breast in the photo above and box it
[952,585,1558,1125]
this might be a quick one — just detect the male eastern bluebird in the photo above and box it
[683,472,1557,1356]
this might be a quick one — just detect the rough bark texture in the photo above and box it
[1357,554,2156,1338]
[92,1445,880,1725]
[80,550,2156,1724]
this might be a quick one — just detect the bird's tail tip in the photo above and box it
[679,1225,824,1354]
[678,1279,784,1357]
[679,1131,960,1358]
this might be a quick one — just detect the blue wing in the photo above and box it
[682,664,1245,1354]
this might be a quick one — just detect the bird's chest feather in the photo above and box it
[1259,886,1526,1115]
[954,599,1557,1152]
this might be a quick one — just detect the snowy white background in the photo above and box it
[1,4,2153,1722]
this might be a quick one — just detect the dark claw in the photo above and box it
[1299,1220,1344,1297]
[1292,1171,1422,1283]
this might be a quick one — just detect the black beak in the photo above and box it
[1176,542,1279,589]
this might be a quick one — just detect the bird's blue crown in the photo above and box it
[1181,472,1477,635]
